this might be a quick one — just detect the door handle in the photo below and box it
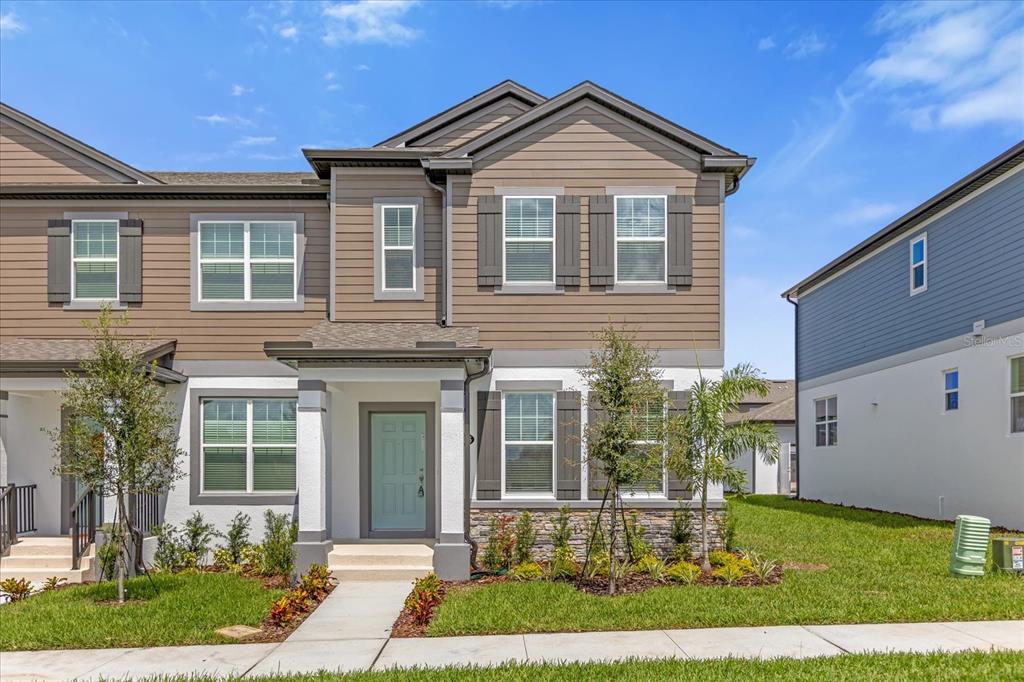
[418,468,425,498]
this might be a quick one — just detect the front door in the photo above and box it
[369,413,427,534]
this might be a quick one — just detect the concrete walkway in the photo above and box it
[2,619,1021,680]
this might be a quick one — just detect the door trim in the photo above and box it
[359,402,436,539]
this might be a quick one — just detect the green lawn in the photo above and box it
[429,496,1024,636]
[0,572,285,651]
[163,652,1024,681]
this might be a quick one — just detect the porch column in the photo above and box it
[0,391,8,486]
[435,380,470,580]
[294,380,332,576]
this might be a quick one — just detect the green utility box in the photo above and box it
[949,515,990,577]
[991,537,1024,573]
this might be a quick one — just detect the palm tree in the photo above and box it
[667,364,779,570]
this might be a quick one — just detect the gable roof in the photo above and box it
[784,140,1024,298]
[375,80,546,148]
[0,102,162,185]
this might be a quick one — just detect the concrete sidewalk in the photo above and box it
[2,620,1021,680]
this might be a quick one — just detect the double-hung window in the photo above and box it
[615,196,666,284]
[382,205,416,291]
[503,197,555,284]
[943,369,959,411]
[72,220,118,301]
[910,234,927,294]
[502,392,555,496]
[814,396,838,447]
[201,398,297,494]
[199,220,297,301]
[624,402,666,495]
[1011,357,1024,434]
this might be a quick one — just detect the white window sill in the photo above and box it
[191,298,304,312]
[606,283,674,294]
[495,284,561,295]
[64,301,128,311]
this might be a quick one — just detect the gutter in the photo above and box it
[785,294,800,498]
[422,167,451,326]
[462,356,492,568]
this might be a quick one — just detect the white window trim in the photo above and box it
[622,404,668,499]
[1011,355,1024,436]
[613,195,668,285]
[500,391,557,498]
[197,220,298,302]
[943,368,959,412]
[380,204,417,292]
[199,398,297,496]
[71,219,119,302]
[910,233,928,295]
[814,395,838,448]
[502,195,556,286]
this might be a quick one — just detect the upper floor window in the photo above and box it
[201,398,297,494]
[198,220,296,301]
[910,234,927,294]
[382,205,416,291]
[72,220,118,301]
[615,196,666,284]
[943,369,959,411]
[815,396,838,447]
[503,392,555,496]
[504,196,555,284]
[1011,357,1023,434]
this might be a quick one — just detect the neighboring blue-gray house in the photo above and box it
[783,142,1024,530]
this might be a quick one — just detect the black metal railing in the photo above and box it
[15,484,37,534]
[0,483,37,557]
[69,487,97,570]
[128,491,161,538]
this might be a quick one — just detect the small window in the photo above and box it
[615,196,666,284]
[198,221,296,301]
[814,396,838,447]
[201,398,297,494]
[72,220,118,300]
[910,234,927,294]
[502,392,555,496]
[503,197,555,284]
[624,402,666,495]
[943,369,959,411]
[382,205,416,290]
[1011,357,1024,434]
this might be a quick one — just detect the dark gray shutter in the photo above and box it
[47,219,72,303]
[118,218,143,303]
[477,195,503,286]
[667,390,692,499]
[476,391,502,500]
[586,392,609,496]
[588,195,614,286]
[555,196,580,287]
[556,391,581,500]
[667,195,693,287]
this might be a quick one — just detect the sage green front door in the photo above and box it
[370,413,427,532]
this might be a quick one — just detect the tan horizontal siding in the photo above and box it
[334,171,442,323]
[452,105,722,350]
[413,98,532,149]
[0,201,329,359]
[0,119,115,184]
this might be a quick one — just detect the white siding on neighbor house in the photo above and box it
[731,424,795,495]
[798,322,1024,530]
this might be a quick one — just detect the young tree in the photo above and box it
[50,308,184,602]
[667,363,779,570]
[581,324,667,595]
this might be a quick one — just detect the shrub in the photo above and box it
[267,592,309,627]
[670,543,692,563]
[41,576,68,592]
[404,573,443,625]
[261,510,298,577]
[179,551,200,573]
[240,544,265,570]
[625,512,653,562]
[223,512,251,564]
[740,549,778,582]
[671,507,693,557]
[183,511,218,564]
[0,577,33,601]
[666,560,702,585]
[513,512,536,565]
[97,537,119,580]
[152,523,186,572]
[212,547,235,571]
[709,550,734,568]
[713,562,746,586]
[635,554,666,581]
[511,561,543,581]
[481,514,516,571]
[552,505,572,549]
[297,563,335,602]
[548,545,578,580]
[722,502,739,551]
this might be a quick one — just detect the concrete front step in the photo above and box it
[1,538,94,584]
[327,542,434,582]
[0,566,93,584]
[330,565,433,582]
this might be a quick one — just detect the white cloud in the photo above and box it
[0,12,25,35]
[757,36,776,51]
[759,89,856,188]
[785,31,827,59]
[322,1,421,45]
[277,24,299,39]
[865,2,1024,130]
[326,83,342,92]
[730,224,760,241]
[236,136,276,146]
[833,201,902,225]
[196,113,255,127]
[230,84,253,96]
[355,64,371,71]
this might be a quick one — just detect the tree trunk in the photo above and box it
[608,484,617,596]
[116,491,128,603]
[700,474,711,572]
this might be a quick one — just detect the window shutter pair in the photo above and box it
[47,218,144,304]
[475,390,583,500]
[476,196,581,286]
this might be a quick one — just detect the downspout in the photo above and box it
[423,167,450,326]
[785,294,799,498]
[463,356,491,568]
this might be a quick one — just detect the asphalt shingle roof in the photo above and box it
[298,321,480,350]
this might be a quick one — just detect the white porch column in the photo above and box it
[294,379,332,575]
[0,390,8,487]
[434,379,470,580]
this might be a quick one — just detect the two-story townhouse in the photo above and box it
[783,142,1024,531]
[0,81,753,581]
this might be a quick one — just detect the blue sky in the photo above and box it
[2,1,1021,377]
